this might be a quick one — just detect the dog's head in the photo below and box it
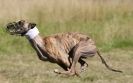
[6,20,36,36]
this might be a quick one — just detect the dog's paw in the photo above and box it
[54,69,61,74]
[80,63,88,72]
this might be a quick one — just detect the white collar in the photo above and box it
[25,27,39,39]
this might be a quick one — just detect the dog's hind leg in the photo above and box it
[78,58,88,72]
[66,40,96,76]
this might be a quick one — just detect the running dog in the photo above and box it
[6,20,122,76]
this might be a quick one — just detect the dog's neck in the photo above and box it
[25,27,44,48]
[25,26,39,39]
[25,27,48,60]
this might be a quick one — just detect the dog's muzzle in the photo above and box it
[6,22,18,35]
[6,22,27,36]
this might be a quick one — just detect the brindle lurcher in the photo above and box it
[6,20,122,76]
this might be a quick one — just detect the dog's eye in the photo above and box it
[18,21,22,25]
[18,20,25,26]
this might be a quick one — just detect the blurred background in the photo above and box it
[1,0,133,54]
[0,0,133,83]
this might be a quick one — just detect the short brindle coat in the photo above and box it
[6,20,122,76]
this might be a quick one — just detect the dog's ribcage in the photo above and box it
[42,32,90,61]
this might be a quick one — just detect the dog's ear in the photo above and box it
[29,23,36,29]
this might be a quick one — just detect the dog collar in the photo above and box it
[25,27,39,39]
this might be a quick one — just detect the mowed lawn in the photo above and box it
[0,49,133,83]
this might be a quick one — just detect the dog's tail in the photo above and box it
[97,50,123,73]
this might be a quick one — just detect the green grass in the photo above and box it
[0,49,133,83]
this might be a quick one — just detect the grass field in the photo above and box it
[0,49,133,83]
[0,0,133,83]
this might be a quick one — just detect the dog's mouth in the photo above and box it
[6,22,17,35]
[6,22,27,36]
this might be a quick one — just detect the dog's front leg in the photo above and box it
[29,39,48,61]
[54,54,71,74]
[36,52,48,61]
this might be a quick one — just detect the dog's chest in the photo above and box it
[42,37,76,61]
